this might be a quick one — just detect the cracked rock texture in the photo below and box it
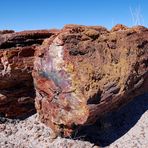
[0,29,59,117]
[33,24,148,137]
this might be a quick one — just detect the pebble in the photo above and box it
[43,130,50,137]
[33,126,41,132]
[0,124,6,132]
[34,120,39,125]
[0,117,6,123]
[35,132,42,139]
[27,125,33,130]
[12,127,18,134]
[5,128,12,137]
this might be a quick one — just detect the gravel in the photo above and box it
[0,94,147,148]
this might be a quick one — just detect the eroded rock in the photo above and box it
[0,29,59,117]
[33,24,148,137]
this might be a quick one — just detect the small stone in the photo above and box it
[5,143,14,148]
[0,124,6,132]
[43,130,50,137]
[34,120,39,125]
[49,132,58,139]
[34,114,38,118]
[33,126,40,132]
[5,128,12,137]
[11,126,18,134]
[0,117,6,123]
[34,133,42,140]
[22,134,29,140]
[4,141,7,144]
[27,125,33,130]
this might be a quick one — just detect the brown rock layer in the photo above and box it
[33,24,148,137]
[0,29,59,117]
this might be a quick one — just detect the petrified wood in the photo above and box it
[0,29,59,117]
[33,24,147,137]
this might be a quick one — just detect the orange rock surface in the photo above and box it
[33,24,148,137]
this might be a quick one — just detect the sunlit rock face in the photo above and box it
[0,29,59,118]
[33,24,148,137]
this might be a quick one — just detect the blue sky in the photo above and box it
[0,0,147,31]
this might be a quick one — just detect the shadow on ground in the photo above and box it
[74,93,148,147]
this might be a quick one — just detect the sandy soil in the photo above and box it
[0,94,148,148]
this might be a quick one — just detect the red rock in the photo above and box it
[33,24,148,137]
[111,24,128,32]
[0,29,59,117]
[0,30,14,34]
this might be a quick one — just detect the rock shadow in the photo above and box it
[74,93,148,147]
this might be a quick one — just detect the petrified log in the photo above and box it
[0,29,59,117]
[33,24,148,137]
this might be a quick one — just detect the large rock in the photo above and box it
[33,24,148,137]
[0,29,59,117]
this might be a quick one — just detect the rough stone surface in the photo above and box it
[33,24,148,137]
[0,29,59,117]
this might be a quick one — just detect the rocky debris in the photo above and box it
[0,114,95,148]
[0,29,59,118]
[33,24,148,137]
